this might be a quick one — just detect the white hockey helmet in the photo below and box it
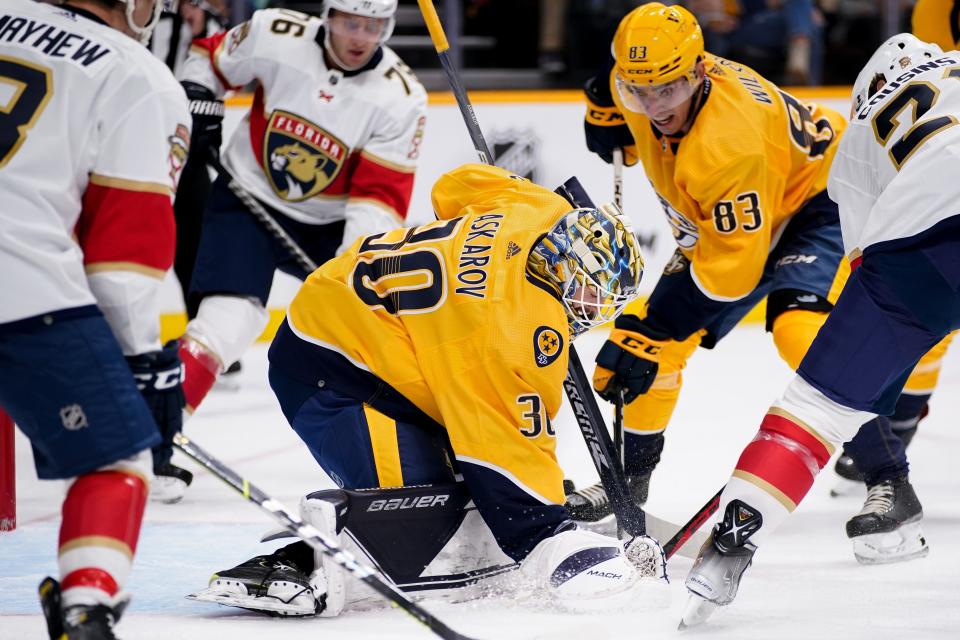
[851,33,943,115]
[119,0,176,44]
[322,0,397,41]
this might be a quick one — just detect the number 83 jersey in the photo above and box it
[276,165,575,506]
[613,54,846,303]
[829,51,960,261]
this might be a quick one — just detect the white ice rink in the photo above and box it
[3,325,959,639]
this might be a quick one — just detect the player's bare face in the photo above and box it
[327,12,388,69]
[615,63,704,136]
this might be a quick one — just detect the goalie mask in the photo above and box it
[851,34,943,116]
[322,0,397,70]
[529,204,645,338]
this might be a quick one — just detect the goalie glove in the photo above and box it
[182,80,224,165]
[593,314,669,404]
[583,74,638,166]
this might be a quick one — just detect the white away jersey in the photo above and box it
[828,52,960,260]
[180,8,427,233]
[0,0,190,326]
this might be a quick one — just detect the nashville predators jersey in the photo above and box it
[611,54,846,302]
[912,0,960,51]
[180,8,427,234]
[282,164,574,505]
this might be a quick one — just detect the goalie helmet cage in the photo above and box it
[1,409,14,531]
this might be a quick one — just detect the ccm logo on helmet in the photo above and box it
[367,494,450,512]
[629,46,647,60]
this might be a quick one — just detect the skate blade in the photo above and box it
[149,477,188,504]
[679,593,718,629]
[851,522,929,565]
[574,514,618,537]
[212,374,242,393]
[829,476,863,498]
[186,588,315,616]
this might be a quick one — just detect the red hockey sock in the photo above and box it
[58,470,148,606]
[179,336,222,414]
[733,408,835,509]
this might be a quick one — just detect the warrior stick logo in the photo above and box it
[264,111,347,201]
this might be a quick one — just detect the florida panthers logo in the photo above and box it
[264,111,347,201]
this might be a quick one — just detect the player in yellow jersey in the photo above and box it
[912,0,960,50]
[571,4,946,565]
[187,164,670,617]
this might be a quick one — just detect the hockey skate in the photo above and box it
[188,495,345,616]
[564,475,649,527]
[150,463,193,504]
[680,500,759,629]
[40,576,130,640]
[187,545,321,616]
[829,452,864,498]
[213,360,243,392]
[846,477,928,565]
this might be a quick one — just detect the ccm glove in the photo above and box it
[583,74,638,165]
[182,80,224,165]
[593,315,669,404]
[127,342,185,470]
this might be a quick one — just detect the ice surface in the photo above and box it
[3,326,959,639]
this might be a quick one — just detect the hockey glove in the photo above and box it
[593,314,669,404]
[127,342,185,470]
[182,80,224,165]
[583,74,638,166]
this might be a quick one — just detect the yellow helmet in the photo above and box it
[612,3,704,86]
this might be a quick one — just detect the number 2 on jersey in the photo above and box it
[872,70,960,170]
[0,56,53,168]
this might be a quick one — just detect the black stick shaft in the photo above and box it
[663,487,723,559]
[173,434,477,640]
[207,157,318,273]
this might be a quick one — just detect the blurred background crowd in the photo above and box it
[155,1,939,90]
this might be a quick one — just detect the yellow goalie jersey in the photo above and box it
[283,164,574,504]
[612,54,846,301]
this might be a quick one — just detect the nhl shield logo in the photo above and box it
[533,326,564,368]
[490,128,541,182]
[264,111,347,201]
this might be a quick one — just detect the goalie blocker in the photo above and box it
[189,482,669,616]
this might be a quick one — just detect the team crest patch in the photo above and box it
[167,123,190,187]
[227,20,251,54]
[533,326,564,368]
[264,111,347,201]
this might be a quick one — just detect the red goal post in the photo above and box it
[1,409,15,531]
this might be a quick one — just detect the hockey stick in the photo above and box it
[206,157,319,273]
[416,0,492,164]
[611,149,625,476]
[417,0,647,538]
[172,433,477,640]
[663,487,722,559]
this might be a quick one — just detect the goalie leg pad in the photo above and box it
[299,491,348,618]
[519,528,668,613]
